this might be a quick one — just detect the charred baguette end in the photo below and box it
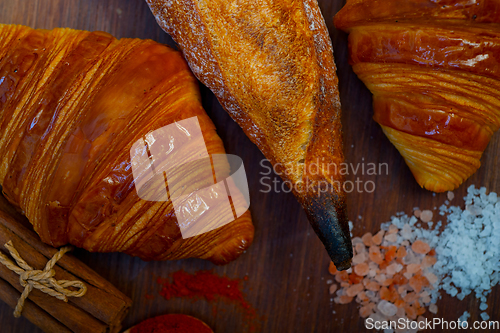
[301,191,353,271]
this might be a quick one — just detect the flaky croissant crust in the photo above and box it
[335,0,500,192]
[0,24,254,264]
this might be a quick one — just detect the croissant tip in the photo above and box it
[418,175,465,193]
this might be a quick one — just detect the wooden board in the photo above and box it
[0,1,498,332]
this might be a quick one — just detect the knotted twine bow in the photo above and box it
[0,240,87,317]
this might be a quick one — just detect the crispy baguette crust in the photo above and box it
[335,0,500,192]
[146,0,352,269]
[0,24,254,264]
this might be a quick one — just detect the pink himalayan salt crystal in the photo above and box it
[359,305,373,318]
[366,302,377,311]
[369,246,384,264]
[357,291,369,302]
[346,284,365,297]
[414,209,421,218]
[374,274,386,284]
[421,294,431,304]
[365,281,381,291]
[421,255,437,268]
[362,233,373,247]
[352,253,367,265]
[372,230,385,245]
[354,262,369,276]
[369,254,385,265]
[409,275,429,294]
[329,284,338,295]
[384,233,398,243]
[425,272,438,285]
[396,246,407,258]
[382,279,393,287]
[355,243,366,254]
[369,245,380,254]
[369,261,378,270]
[388,225,399,234]
[466,204,483,216]
[404,292,419,303]
[447,191,455,201]
[412,240,431,254]
[352,237,363,245]
[398,285,409,296]
[420,210,433,223]
[398,285,408,293]
[335,295,354,304]
[386,263,403,276]
[406,263,422,274]
[429,304,438,314]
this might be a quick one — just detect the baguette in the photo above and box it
[146,0,353,269]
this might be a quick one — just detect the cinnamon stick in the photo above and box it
[0,277,72,333]
[0,245,108,333]
[0,194,132,333]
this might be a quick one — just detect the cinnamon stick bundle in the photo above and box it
[0,193,132,333]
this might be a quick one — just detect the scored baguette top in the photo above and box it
[148,0,344,186]
[147,0,353,269]
[0,24,254,264]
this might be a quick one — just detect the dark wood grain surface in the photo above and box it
[0,1,498,332]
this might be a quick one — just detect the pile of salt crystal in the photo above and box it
[381,186,499,322]
[328,185,499,331]
[434,185,500,321]
[329,222,440,328]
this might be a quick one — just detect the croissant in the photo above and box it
[335,0,500,192]
[0,24,254,264]
[146,0,353,269]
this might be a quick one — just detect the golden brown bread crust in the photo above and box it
[334,0,500,29]
[0,24,254,264]
[335,0,500,192]
[146,0,352,269]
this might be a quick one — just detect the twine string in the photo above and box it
[0,240,87,317]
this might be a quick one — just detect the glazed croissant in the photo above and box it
[146,0,353,269]
[0,24,254,264]
[335,0,500,192]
